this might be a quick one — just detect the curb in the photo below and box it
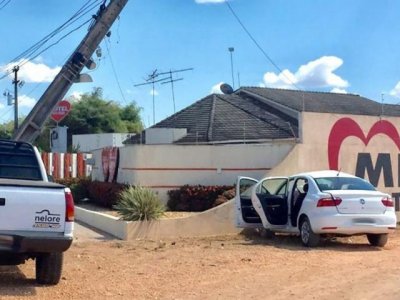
[75,200,241,241]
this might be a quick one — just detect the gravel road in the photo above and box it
[1,225,399,300]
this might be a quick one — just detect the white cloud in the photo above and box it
[0,59,61,83]
[330,88,347,94]
[67,91,83,102]
[195,0,225,3]
[150,89,159,96]
[33,56,45,64]
[390,82,400,98]
[211,82,224,94]
[262,56,349,90]
[18,95,37,108]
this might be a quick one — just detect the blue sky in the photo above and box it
[1,0,400,128]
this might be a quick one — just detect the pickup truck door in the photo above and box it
[252,177,289,228]
[235,176,262,228]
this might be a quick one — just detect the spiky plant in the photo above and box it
[113,186,165,221]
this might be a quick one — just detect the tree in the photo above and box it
[0,120,14,139]
[35,88,143,151]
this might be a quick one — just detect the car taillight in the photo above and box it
[381,197,394,207]
[317,197,342,207]
[65,189,75,222]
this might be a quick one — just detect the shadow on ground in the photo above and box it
[239,228,383,252]
[0,266,37,296]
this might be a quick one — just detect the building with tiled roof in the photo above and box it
[127,87,400,145]
[92,86,400,215]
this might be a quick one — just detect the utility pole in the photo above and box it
[12,66,19,132]
[228,47,235,89]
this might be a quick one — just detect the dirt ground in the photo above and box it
[1,228,400,300]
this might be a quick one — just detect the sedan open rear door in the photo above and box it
[251,177,289,228]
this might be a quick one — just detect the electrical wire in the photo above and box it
[0,0,11,10]
[24,19,93,66]
[0,18,93,81]
[0,106,14,123]
[105,38,128,104]
[0,0,103,80]
[225,1,301,91]
[14,0,101,62]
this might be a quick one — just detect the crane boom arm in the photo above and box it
[13,0,128,143]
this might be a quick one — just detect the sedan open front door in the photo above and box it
[235,177,262,228]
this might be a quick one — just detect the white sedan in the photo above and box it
[235,170,397,247]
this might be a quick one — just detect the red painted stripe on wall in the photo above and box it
[222,168,270,171]
[121,167,270,172]
[122,167,216,171]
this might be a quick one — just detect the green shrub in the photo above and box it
[113,186,165,221]
[56,177,91,203]
[167,185,234,212]
[86,181,128,208]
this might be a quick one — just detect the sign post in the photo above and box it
[50,100,71,153]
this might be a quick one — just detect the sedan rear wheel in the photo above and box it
[367,234,388,247]
[300,217,320,247]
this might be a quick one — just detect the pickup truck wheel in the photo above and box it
[36,252,63,285]
[300,217,320,247]
[367,234,388,247]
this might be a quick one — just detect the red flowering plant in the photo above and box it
[167,185,234,212]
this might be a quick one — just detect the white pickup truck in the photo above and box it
[0,139,74,285]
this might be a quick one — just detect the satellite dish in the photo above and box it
[220,83,234,94]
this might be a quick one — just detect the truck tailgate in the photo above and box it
[0,182,66,233]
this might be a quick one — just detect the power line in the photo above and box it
[225,1,300,90]
[0,106,14,123]
[0,0,11,10]
[105,38,128,104]
[15,0,101,62]
[0,0,102,81]
[0,18,93,81]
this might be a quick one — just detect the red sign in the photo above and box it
[328,118,400,170]
[108,147,119,183]
[101,147,119,182]
[102,147,111,181]
[51,100,71,122]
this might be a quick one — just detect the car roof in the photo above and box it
[291,170,357,179]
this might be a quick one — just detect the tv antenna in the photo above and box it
[159,68,193,114]
[134,70,170,125]
[134,67,193,124]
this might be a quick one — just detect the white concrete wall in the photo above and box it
[145,128,187,144]
[73,133,133,152]
[76,200,240,240]
[91,142,295,201]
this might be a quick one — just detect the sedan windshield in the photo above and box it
[315,177,376,191]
